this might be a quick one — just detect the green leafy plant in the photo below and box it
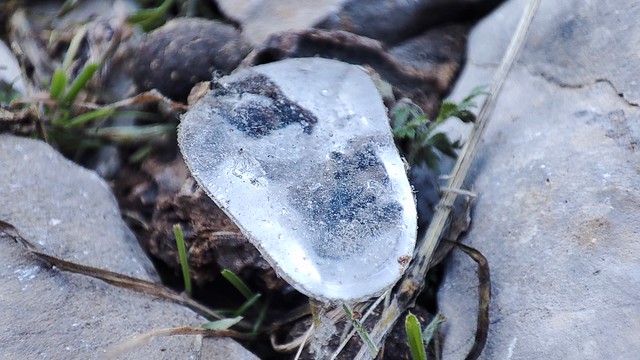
[392,86,487,169]
[173,224,192,297]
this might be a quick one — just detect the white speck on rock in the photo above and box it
[14,266,39,282]
[507,337,518,359]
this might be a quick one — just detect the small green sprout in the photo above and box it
[221,269,267,334]
[405,313,427,360]
[405,312,446,360]
[49,70,67,100]
[48,61,106,128]
[221,269,256,300]
[173,224,192,297]
[61,63,100,105]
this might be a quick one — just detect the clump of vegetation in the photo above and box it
[45,58,175,159]
[173,224,268,335]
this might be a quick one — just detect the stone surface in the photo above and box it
[439,1,640,359]
[217,0,504,47]
[132,18,251,101]
[215,0,346,45]
[0,135,158,279]
[179,58,416,301]
[241,29,452,117]
[0,39,26,96]
[0,135,257,359]
[317,0,504,45]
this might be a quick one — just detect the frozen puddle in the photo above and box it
[179,58,416,301]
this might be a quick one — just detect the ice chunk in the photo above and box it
[178,58,416,301]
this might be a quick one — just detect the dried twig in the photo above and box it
[352,0,541,358]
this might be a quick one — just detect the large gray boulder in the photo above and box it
[439,0,640,359]
[0,135,257,359]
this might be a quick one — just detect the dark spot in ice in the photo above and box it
[355,146,381,169]
[210,73,318,138]
[292,142,402,260]
[332,145,384,180]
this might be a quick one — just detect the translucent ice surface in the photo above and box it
[178,58,416,301]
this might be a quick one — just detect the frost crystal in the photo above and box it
[178,58,416,301]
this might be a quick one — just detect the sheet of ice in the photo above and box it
[178,58,416,301]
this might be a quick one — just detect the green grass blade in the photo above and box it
[252,297,270,335]
[221,268,264,314]
[460,85,489,106]
[201,316,243,330]
[221,269,254,300]
[173,224,192,297]
[49,69,68,100]
[64,107,115,128]
[405,313,427,360]
[63,63,99,104]
[128,144,153,163]
[233,293,262,317]
[127,0,174,31]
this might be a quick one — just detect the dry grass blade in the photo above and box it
[445,240,491,360]
[12,89,189,112]
[329,292,389,360]
[105,89,189,111]
[105,325,251,358]
[352,0,541,358]
[0,220,237,324]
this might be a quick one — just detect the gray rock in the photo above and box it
[215,0,346,45]
[438,1,640,359]
[0,135,257,359]
[317,0,505,46]
[0,135,158,279]
[0,39,26,96]
[132,18,251,101]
